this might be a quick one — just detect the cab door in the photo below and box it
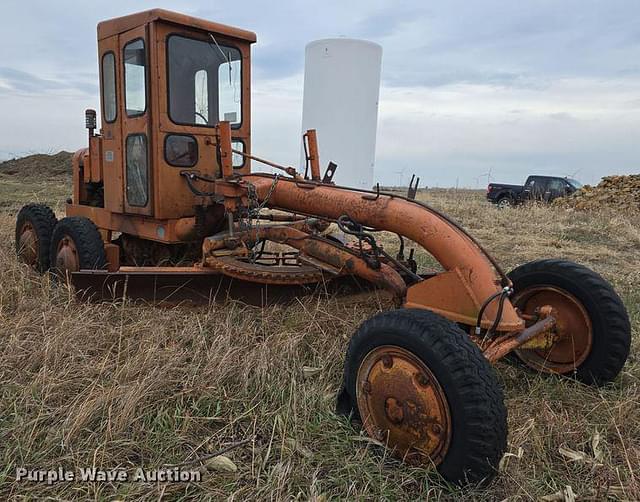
[523,176,547,201]
[153,22,252,220]
[120,25,153,216]
[546,178,566,201]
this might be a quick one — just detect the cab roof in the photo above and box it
[97,8,257,43]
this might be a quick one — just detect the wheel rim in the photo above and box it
[356,345,452,466]
[55,235,80,276]
[17,222,38,267]
[498,199,511,208]
[514,285,593,373]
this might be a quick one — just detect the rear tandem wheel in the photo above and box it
[508,259,631,385]
[340,308,507,485]
[49,216,107,280]
[15,203,58,272]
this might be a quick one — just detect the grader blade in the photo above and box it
[70,267,380,306]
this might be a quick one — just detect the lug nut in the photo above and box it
[416,373,430,387]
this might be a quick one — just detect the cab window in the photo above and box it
[167,34,242,127]
[123,39,147,116]
[126,134,149,206]
[548,178,566,192]
[232,140,244,168]
[101,52,117,123]
[165,134,199,167]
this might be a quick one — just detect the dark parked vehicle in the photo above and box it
[487,175,582,208]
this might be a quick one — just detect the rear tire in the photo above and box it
[341,308,507,486]
[496,196,513,209]
[15,204,57,272]
[508,259,630,385]
[50,216,106,280]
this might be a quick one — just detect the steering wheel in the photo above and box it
[195,112,208,124]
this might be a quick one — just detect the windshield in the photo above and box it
[167,34,242,127]
[566,178,582,189]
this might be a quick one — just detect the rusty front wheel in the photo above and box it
[509,259,630,385]
[341,309,507,486]
[356,345,452,466]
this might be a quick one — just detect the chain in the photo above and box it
[249,174,280,217]
[247,182,259,214]
[244,174,280,262]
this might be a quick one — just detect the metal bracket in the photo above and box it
[362,183,380,201]
[407,174,420,200]
[322,162,338,184]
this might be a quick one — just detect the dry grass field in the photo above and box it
[0,166,638,501]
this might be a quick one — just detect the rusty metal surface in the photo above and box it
[405,269,485,327]
[97,8,257,43]
[356,346,452,465]
[483,314,556,363]
[243,174,524,332]
[206,255,325,285]
[16,221,38,267]
[219,121,234,179]
[104,243,120,272]
[303,129,321,181]
[54,234,80,276]
[203,223,407,298]
[512,286,593,374]
[65,204,222,244]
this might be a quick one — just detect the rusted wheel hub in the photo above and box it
[356,346,451,465]
[17,222,38,267]
[514,286,592,373]
[55,235,80,276]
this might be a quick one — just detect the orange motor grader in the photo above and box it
[15,9,630,485]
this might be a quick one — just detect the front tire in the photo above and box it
[508,259,630,385]
[341,309,507,486]
[50,216,107,280]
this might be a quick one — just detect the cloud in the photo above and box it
[0,67,67,94]
[354,4,427,39]
[253,45,303,81]
[374,77,640,186]
[0,0,639,186]
[0,67,97,97]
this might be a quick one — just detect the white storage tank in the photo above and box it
[300,39,382,189]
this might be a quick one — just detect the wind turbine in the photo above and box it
[478,167,493,186]
[394,167,407,187]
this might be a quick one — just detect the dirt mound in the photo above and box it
[555,174,640,212]
[0,151,73,178]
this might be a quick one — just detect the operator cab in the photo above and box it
[79,9,256,221]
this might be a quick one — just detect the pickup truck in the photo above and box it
[486,175,582,208]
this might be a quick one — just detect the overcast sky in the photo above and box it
[1,0,638,186]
